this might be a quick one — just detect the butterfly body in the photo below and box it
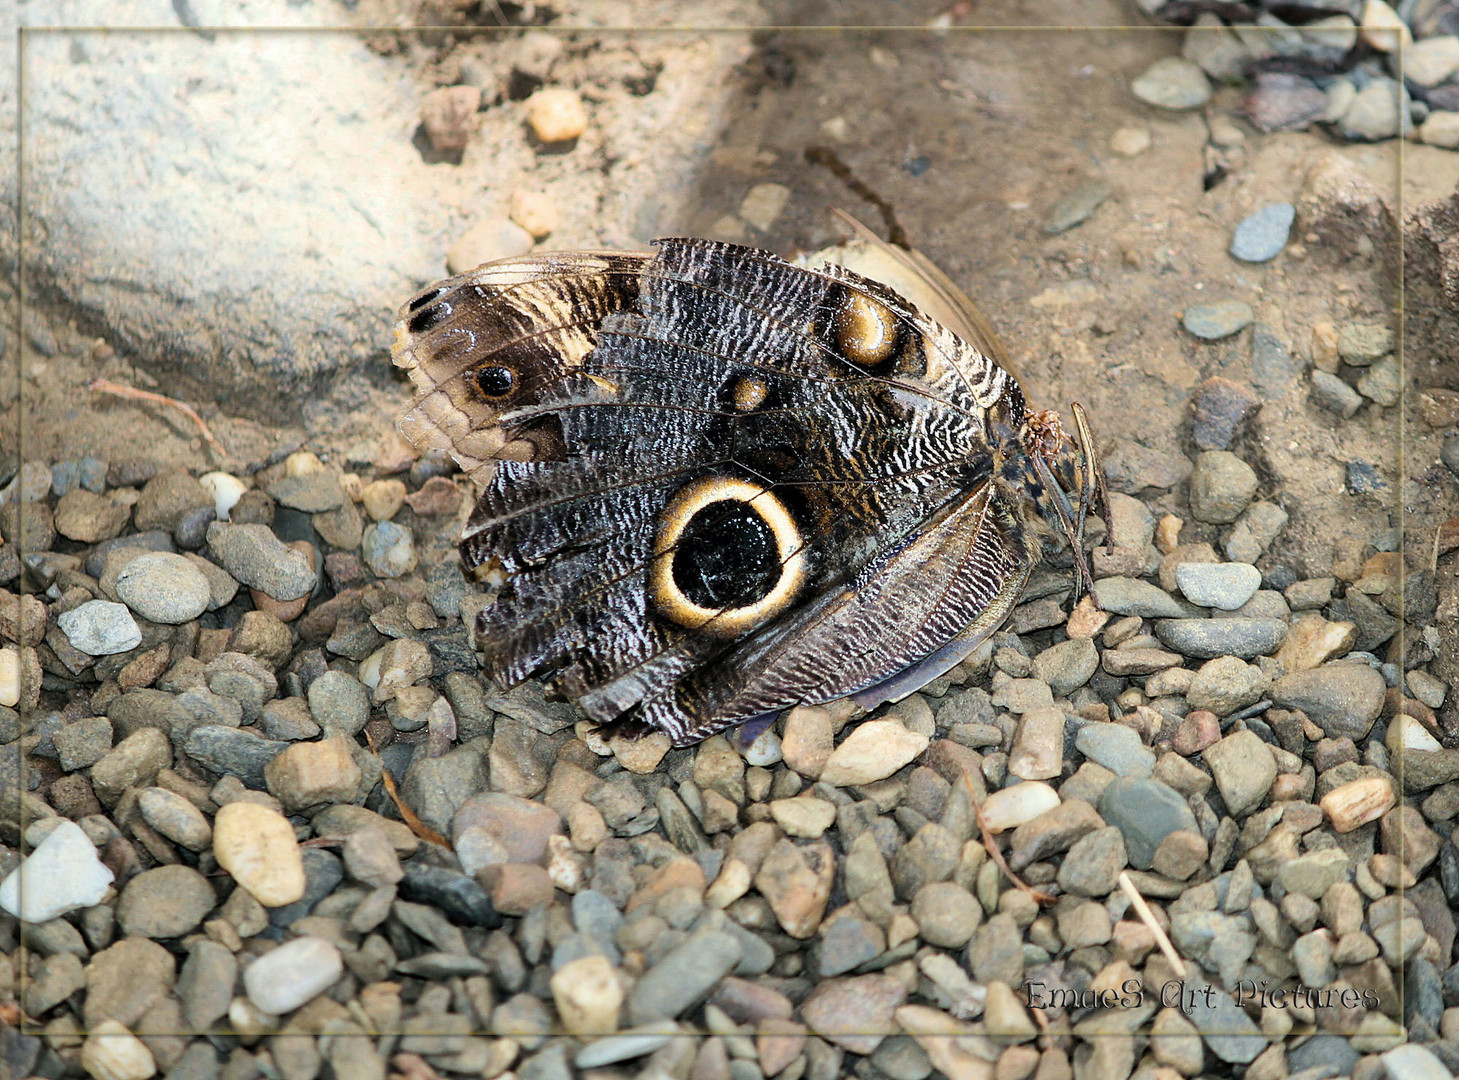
[394,230,1106,747]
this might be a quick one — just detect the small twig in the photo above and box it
[966,772,1057,908]
[87,376,226,457]
[1118,871,1186,979]
[364,727,451,849]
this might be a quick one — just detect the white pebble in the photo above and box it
[283,451,325,477]
[198,472,247,521]
[243,936,344,1015]
[57,600,142,655]
[742,727,783,767]
[81,1019,156,1080]
[213,802,306,907]
[739,183,791,232]
[0,819,115,922]
[0,646,19,707]
[979,781,1060,834]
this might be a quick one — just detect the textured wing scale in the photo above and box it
[395,236,1047,746]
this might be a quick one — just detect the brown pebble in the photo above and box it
[1153,514,1183,554]
[481,862,555,914]
[420,85,481,152]
[1311,322,1340,373]
[525,87,587,143]
[118,643,171,690]
[1064,596,1109,639]
[405,476,463,517]
[1172,710,1221,756]
[1419,387,1459,427]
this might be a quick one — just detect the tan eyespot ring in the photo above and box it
[650,476,806,637]
[834,292,899,368]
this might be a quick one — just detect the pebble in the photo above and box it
[574,1022,679,1069]
[1075,722,1155,778]
[1109,126,1151,156]
[213,801,307,907]
[1202,730,1277,816]
[1311,369,1363,417]
[137,787,212,850]
[1356,354,1400,406]
[551,953,622,1036]
[1175,561,1261,610]
[1360,0,1410,51]
[1098,777,1199,870]
[1269,662,1384,740]
[1188,451,1258,524]
[452,791,564,865]
[419,84,480,152]
[0,819,114,922]
[205,522,316,601]
[819,719,929,786]
[510,189,559,239]
[1093,576,1193,618]
[1337,322,1393,364]
[1230,203,1295,262]
[53,488,129,543]
[1421,110,1459,148]
[1042,180,1110,235]
[114,551,212,624]
[362,520,418,578]
[979,781,1060,832]
[525,86,588,143]
[198,471,246,520]
[243,936,344,1015]
[1338,78,1409,140]
[801,972,909,1055]
[1406,34,1459,85]
[1153,617,1287,660]
[1249,323,1300,399]
[754,838,834,938]
[81,1019,156,1080]
[116,864,216,939]
[626,929,742,1023]
[1186,655,1269,716]
[1131,56,1212,110]
[1056,825,1128,897]
[264,735,363,810]
[739,182,792,232]
[57,599,142,655]
[1191,376,1260,449]
[360,478,406,521]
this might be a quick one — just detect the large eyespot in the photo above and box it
[650,476,806,637]
[834,292,900,368]
[475,365,515,399]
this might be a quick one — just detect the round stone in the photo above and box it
[1189,451,1258,525]
[116,864,216,939]
[1229,203,1295,263]
[137,787,212,851]
[243,936,344,1015]
[1175,562,1262,610]
[114,551,212,624]
[307,670,371,736]
[1098,777,1199,870]
[525,86,588,143]
[53,488,130,543]
[81,1020,156,1080]
[910,882,982,948]
[1186,656,1270,716]
[362,521,418,578]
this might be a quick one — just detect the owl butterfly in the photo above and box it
[393,213,1111,748]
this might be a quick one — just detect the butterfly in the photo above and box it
[392,213,1110,748]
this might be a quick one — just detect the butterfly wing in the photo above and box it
[396,238,1036,745]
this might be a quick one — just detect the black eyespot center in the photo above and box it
[407,286,447,313]
[407,300,451,334]
[475,366,515,399]
[672,500,780,611]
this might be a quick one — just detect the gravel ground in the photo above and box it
[5,4,1459,1080]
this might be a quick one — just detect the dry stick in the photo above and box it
[965,772,1057,908]
[1118,870,1186,979]
[364,727,451,849]
[87,376,226,457]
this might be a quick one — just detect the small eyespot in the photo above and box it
[730,375,769,412]
[475,366,515,399]
[834,292,900,368]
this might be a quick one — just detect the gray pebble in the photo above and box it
[1030,637,1098,697]
[1188,451,1258,525]
[307,670,371,737]
[84,532,174,578]
[1043,181,1110,235]
[1443,434,1459,477]
[362,521,418,578]
[1132,56,1212,110]
[184,724,289,789]
[1249,323,1300,399]
[1229,203,1294,262]
[1310,370,1362,418]
[574,1022,679,1069]
[1345,460,1385,494]
[1288,1033,1358,1077]
[56,600,142,656]
[114,551,212,624]
[53,716,114,772]
[815,912,886,973]
[1153,617,1287,659]
[206,522,316,601]
[1337,323,1393,364]
[1338,78,1410,141]
[178,940,236,1029]
[137,787,212,851]
[626,928,742,1023]
[1075,722,1155,778]
[1182,300,1252,341]
[1056,826,1128,897]
[1098,777,1199,870]
[1356,354,1400,406]
[1174,562,1261,610]
[173,504,216,550]
[268,472,345,513]
[1092,577,1197,619]
[1269,662,1385,740]
[116,864,216,939]
[1224,501,1288,564]
[1191,377,1260,451]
